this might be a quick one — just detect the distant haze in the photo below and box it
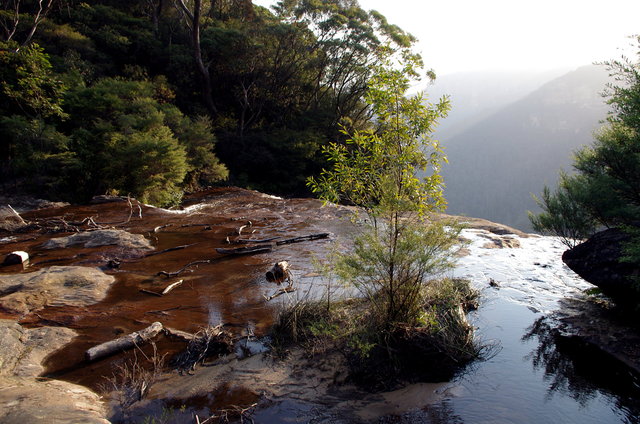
[253,0,639,76]
[435,65,611,231]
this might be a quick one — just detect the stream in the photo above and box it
[1,188,639,423]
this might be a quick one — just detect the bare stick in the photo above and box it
[275,233,330,245]
[86,322,163,361]
[140,289,163,297]
[162,279,183,295]
[215,245,272,256]
[145,243,198,257]
[231,237,280,245]
[6,204,27,225]
[146,306,183,315]
[264,286,296,301]
[153,224,173,233]
[156,259,211,277]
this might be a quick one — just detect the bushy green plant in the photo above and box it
[309,50,456,329]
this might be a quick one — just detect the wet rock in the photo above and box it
[0,376,109,424]
[0,206,29,232]
[0,320,108,423]
[3,251,29,266]
[0,320,76,377]
[479,233,521,249]
[0,266,115,315]
[42,229,153,251]
[0,196,68,212]
[562,228,640,304]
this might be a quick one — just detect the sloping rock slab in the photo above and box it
[0,320,76,377]
[42,229,153,251]
[0,320,109,423]
[0,376,109,424]
[562,228,640,303]
[0,266,115,315]
[0,206,28,232]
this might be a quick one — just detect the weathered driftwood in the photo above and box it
[162,279,183,295]
[85,321,163,361]
[157,259,211,277]
[266,261,292,285]
[215,245,273,256]
[264,286,296,301]
[275,233,329,245]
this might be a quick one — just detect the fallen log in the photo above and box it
[275,233,330,245]
[215,245,273,256]
[85,321,163,361]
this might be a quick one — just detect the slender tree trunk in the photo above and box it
[176,0,218,116]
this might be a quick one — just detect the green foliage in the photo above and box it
[529,173,598,248]
[0,41,66,118]
[0,0,432,200]
[63,77,225,205]
[530,37,640,254]
[309,52,456,328]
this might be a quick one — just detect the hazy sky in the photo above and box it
[252,0,640,76]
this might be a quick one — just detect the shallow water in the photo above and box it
[2,189,639,423]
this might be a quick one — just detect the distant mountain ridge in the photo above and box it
[431,65,611,231]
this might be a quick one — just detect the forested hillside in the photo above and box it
[438,65,610,231]
[0,0,423,205]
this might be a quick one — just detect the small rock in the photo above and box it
[489,278,500,288]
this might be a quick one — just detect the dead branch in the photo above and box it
[86,322,163,361]
[146,305,183,315]
[144,243,198,257]
[153,224,173,233]
[171,324,233,374]
[215,245,272,256]
[275,233,329,245]
[156,259,211,277]
[229,236,280,245]
[264,286,296,301]
[140,289,163,297]
[199,402,258,424]
[162,279,183,295]
[6,204,27,225]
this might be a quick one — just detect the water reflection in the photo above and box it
[523,316,640,422]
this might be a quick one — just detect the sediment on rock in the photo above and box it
[0,266,115,316]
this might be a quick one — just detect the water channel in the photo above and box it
[1,188,638,423]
